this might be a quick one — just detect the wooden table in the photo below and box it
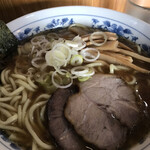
[0,0,127,23]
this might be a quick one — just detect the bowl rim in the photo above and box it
[6,6,150,44]
[7,6,150,30]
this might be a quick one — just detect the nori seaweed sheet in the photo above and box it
[0,20,18,71]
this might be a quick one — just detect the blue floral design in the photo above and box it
[0,130,9,142]
[24,28,32,34]
[33,26,40,33]
[92,18,99,27]
[0,130,20,150]
[10,143,20,150]
[16,18,137,41]
[16,18,74,40]
[16,27,32,40]
[131,36,138,42]
[46,18,71,29]
[61,18,69,25]
[17,32,28,40]
[68,18,74,25]
[46,19,60,28]
[141,44,150,56]
[124,28,132,34]
[103,20,111,27]
[46,22,55,29]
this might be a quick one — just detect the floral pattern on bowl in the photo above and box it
[16,18,138,42]
[0,130,20,150]
[16,18,74,40]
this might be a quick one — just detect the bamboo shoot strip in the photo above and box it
[99,53,150,73]
[81,32,118,42]
[118,42,133,51]
[118,48,150,63]
[102,52,133,63]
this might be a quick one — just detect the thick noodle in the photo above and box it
[0,66,52,149]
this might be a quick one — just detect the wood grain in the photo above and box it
[0,0,127,23]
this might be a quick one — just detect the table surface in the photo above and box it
[0,0,127,23]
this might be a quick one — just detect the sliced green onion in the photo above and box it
[65,72,78,79]
[65,37,86,51]
[71,49,78,55]
[65,72,72,78]
[137,44,141,54]
[78,76,90,82]
[70,55,83,66]
[71,66,89,76]
[52,50,66,61]
[45,51,53,66]
[126,75,136,85]
[80,67,95,77]
[52,50,67,66]
[51,38,64,48]
[52,70,73,88]
[71,66,95,78]
[31,57,44,68]
[46,33,59,40]
[110,64,130,74]
[90,32,107,46]
[31,35,46,45]
[65,40,79,48]
[80,48,100,62]
[110,64,118,74]
[53,66,66,75]
[45,43,71,67]
[52,43,71,65]
[72,35,86,50]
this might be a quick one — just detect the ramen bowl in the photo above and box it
[1,6,150,150]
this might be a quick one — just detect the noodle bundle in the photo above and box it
[0,68,53,149]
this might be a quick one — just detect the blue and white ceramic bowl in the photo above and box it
[1,6,150,150]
